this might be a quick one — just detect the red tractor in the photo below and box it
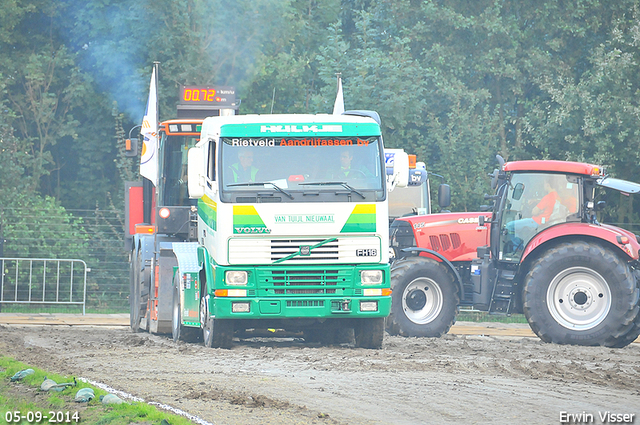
[387,156,640,347]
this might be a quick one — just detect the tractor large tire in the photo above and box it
[171,273,200,343]
[523,241,638,347]
[386,257,459,337]
[129,249,149,332]
[610,271,640,348]
[354,318,384,349]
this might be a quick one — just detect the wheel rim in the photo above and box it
[546,266,612,331]
[402,277,444,324]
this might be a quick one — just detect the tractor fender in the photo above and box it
[400,247,465,299]
[521,222,640,263]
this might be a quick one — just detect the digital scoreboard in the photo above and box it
[177,85,238,118]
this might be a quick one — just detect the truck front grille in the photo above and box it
[257,268,351,296]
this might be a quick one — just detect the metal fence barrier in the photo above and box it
[0,258,88,315]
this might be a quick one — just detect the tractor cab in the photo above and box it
[496,171,582,262]
[486,159,602,264]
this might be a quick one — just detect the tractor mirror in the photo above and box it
[512,182,524,200]
[490,169,499,189]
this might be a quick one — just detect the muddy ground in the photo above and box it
[1,324,638,425]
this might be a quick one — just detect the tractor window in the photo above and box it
[499,173,579,262]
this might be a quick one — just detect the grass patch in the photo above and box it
[457,309,528,324]
[0,305,128,314]
[0,357,196,424]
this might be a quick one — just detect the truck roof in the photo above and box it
[200,113,381,140]
[504,160,603,177]
[203,113,379,125]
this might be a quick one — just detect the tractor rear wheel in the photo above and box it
[610,271,640,348]
[386,257,459,337]
[523,241,638,347]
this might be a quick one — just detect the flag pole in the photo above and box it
[332,72,344,115]
[153,61,160,124]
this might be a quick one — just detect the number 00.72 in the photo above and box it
[183,88,216,102]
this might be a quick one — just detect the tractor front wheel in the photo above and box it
[523,242,638,347]
[386,257,459,337]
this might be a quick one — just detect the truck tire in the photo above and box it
[171,273,200,343]
[387,257,459,337]
[354,318,384,349]
[200,285,234,349]
[523,241,638,347]
[130,249,149,332]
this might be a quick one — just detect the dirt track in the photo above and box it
[1,322,638,425]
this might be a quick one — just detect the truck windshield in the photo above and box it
[158,133,200,206]
[219,136,386,202]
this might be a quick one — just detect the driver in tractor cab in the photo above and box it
[505,176,573,254]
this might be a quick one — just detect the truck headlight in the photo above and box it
[361,270,383,285]
[226,270,248,285]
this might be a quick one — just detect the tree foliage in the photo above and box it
[1,0,639,223]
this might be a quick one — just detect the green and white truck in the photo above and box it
[170,111,398,348]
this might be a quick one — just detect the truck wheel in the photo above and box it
[523,242,638,347]
[200,290,234,349]
[171,273,200,343]
[387,257,459,337]
[354,318,384,349]
[130,249,149,332]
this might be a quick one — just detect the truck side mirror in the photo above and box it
[125,138,138,157]
[438,184,451,208]
[188,146,206,199]
[393,150,410,188]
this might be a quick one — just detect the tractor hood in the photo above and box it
[396,212,491,262]
[597,177,640,194]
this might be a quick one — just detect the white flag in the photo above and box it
[140,67,158,186]
[332,75,344,115]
